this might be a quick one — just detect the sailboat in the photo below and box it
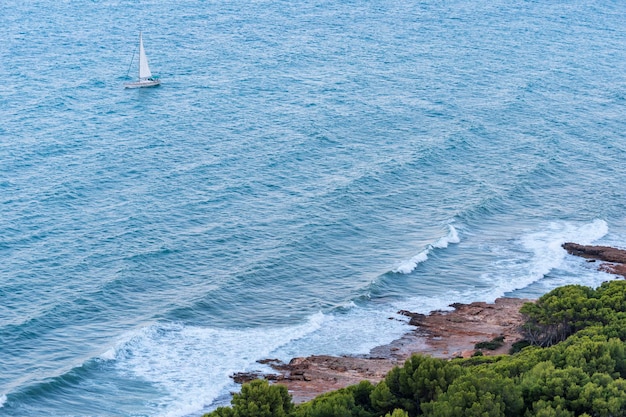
[124,32,161,88]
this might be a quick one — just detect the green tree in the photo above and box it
[575,374,626,417]
[595,280,626,313]
[521,280,626,347]
[519,360,626,417]
[598,313,626,341]
[490,345,549,379]
[293,384,376,417]
[526,400,574,417]
[203,380,293,417]
[370,355,463,416]
[421,368,522,417]
[560,335,620,377]
[293,391,355,417]
[348,381,376,414]
[520,361,590,410]
[520,285,598,347]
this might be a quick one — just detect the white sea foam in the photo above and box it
[395,251,429,274]
[98,347,116,361]
[270,304,410,361]
[104,304,410,417]
[108,313,326,417]
[390,293,458,316]
[0,394,6,409]
[433,224,460,248]
[394,224,460,274]
[481,219,609,298]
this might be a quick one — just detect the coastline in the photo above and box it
[233,242,626,404]
[235,297,529,403]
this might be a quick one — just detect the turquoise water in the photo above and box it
[1,1,626,415]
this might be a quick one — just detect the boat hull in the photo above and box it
[124,79,161,89]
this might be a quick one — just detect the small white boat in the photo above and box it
[125,32,161,88]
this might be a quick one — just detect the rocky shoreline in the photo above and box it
[233,242,626,404]
[233,298,529,403]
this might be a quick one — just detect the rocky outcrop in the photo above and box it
[374,298,529,362]
[562,242,626,277]
[234,297,529,403]
[562,242,626,263]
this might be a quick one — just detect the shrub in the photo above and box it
[370,355,464,417]
[203,379,293,417]
[421,368,523,417]
[474,336,505,350]
[293,381,375,417]
[520,285,598,347]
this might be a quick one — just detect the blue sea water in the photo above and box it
[1,0,626,415]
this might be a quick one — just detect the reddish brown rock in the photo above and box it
[378,298,529,362]
[599,263,626,277]
[263,355,396,403]
[562,242,626,263]
[562,242,626,278]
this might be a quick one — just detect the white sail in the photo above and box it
[124,31,160,88]
[138,32,152,79]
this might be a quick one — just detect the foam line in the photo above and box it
[104,313,326,417]
[394,224,459,274]
[481,219,609,298]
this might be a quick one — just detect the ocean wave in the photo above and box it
[99,301,412,417]
[480,219,609,298]
[105,313,326,417]
[0,357,115,416]
[394,224,460,274]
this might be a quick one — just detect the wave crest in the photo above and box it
[394,224,460,274]
[481,219,609,298]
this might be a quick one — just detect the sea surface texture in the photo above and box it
[1,0,626,416]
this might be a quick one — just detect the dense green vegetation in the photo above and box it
[204,280,626,417]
